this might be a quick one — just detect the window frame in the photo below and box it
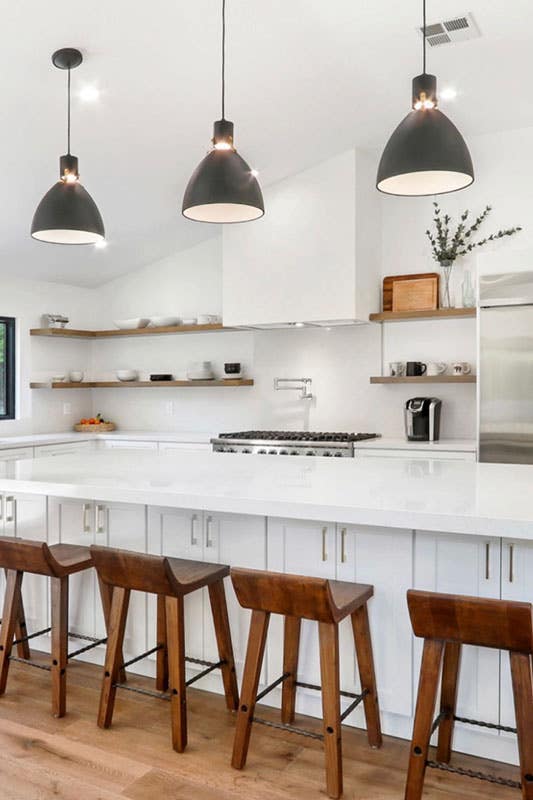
[0,317,15,421]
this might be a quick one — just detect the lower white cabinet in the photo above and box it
[158,442,211,453]
[413,531,501,730]
[34,441,94,458]
[355,447,476,462]
[100,440,158,451]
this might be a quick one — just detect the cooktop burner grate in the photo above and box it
[217,431,379,442]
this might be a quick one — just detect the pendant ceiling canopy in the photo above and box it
[31,48,105,245]
[182,0,264,223]
[376,1,474,197]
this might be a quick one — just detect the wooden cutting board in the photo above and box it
[383,273,440,312]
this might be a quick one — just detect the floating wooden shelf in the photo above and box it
[30,323,233,339]
[370,375,476,384]
[30,379,254,389]
[369,308,476,323]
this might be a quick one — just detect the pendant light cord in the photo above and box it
[221,0,226,119]
[422,0,427,74]
[67,67,71,154]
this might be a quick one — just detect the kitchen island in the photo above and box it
[0,449,528,767]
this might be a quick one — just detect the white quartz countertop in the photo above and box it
[0,431,215,449]
[0,449,531,540]
[355,438,477,452]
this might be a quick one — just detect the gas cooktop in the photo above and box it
[211,431,380,457]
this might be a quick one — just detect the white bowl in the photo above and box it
[181,317,197,326]
[116,370,139,382]
[52,375,65,382]
[149,316,181,328]
[69,371,84,383]
[113,318,150,330]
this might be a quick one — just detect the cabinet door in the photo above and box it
[48,497,96,638]
[500,539,533,748]
[158,442,211,453]
[147,507,205,663]
[202,513,267,680]
[414,531,501,727]
[267,518,337,689]
[355,448,476,462]
[8,494,49,634]
[95,502,147,659]
[34,442,93,458]
[337,525,413,719]
[102,440,158,450]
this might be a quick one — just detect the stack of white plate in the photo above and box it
[187,361,214,380]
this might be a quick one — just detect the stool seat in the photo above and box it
[329,580,373,620]
[166,557,229,595]
[48,544,93,575]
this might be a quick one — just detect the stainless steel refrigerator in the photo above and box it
[480,270,533,463]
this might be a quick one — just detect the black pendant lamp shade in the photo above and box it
[31,48,105,244]
[376,3,474,197]
[182,1,264,223]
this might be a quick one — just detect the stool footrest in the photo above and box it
[68,637,108,660]
[296,680,364,701]
[426,759,521,789]
[453,714,517,735]
[9,655,51,672]
[114,682,170,701]
[253,715,324,741]
[340,689,368,722]
[122,644,163,670]
[12,626,51,645]
[185,659,225,687]
[256,672,290,702]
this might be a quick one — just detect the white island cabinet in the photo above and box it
[222,148,379,327]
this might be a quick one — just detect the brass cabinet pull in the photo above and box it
[322,527,328,562]
[5,496,15,523]
[82,503,91,533]
[509,543,515,584]
[485,542,490,580]
[190,514,198,546]
[341,527,347,563]
[96,504,106,534]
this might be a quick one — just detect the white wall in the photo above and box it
[0,277,94,435]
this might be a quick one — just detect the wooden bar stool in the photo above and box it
[0,536,108,717]
[90,545,239,753]
[231,567,382,799]
[406,589,533,799]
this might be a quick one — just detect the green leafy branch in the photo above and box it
[425,203,522,263]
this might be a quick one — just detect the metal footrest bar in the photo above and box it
[68,637,108,660]
[121,644,163,670]
[340,689,368,722]
[454,715,517,735]
[113,682,170,701]
[9,656,51,672]
[430,711,447,736]
[426,760,521,789]
[256,672,290,703]
[12,626,51,646]
[185,655,224,668]
[186,659,225,688]
[67,631,105,643]
[253,715,324,741]
[296,680,362,701]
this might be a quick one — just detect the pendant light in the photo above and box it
[31,48,105,244]
[182,0,264,223]
[376,0,474,196]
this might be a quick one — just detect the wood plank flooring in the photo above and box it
[0,656,518,799]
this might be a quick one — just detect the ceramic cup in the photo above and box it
[224,362,242,377]
[69,371,84,382]
[427,362,447,376]
[388,361,405,377]
[452,361,471,375]
[406,361,427,377]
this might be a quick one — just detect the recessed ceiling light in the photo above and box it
[79,85,100,102]
[94,239,107,249]
[440,87,457,101]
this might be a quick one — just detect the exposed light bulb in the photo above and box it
[62,172,78,183]
[250,168,259,177]
[214,141,233,151]
[79,85,100,102]
[94,239,107,249]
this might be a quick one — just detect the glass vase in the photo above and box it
[439,260,454,308]
[461,269,476,308]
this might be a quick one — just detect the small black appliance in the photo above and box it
[404,397,442,442]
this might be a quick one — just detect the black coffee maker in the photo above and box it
[404,397,442,441]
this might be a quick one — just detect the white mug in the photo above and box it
[388,361,405,377]
[69,370,84,382]
[452,361,471,375]
[427,362,446,376]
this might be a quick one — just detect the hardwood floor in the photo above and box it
[0,655,518,799]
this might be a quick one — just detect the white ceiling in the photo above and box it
[1,0,532,287]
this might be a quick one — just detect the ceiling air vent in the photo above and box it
[418,12,480,47]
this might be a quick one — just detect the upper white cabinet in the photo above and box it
[222,148,380,327]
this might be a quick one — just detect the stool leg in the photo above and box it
[318,621,343,800]
[98,586,130,729]
[405,639,444,800]
[97,576,126,683]
[281,615,301,725]
[165,595,187,752]
[510,652,533,800]
[14,589,30,661]
[232,609,270,770]
[156,594,169,693]
[351,603,382,748]
[436,641,461,764]
[51,576,68,718]
[0,570,23,695]
[208,579,239,711]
